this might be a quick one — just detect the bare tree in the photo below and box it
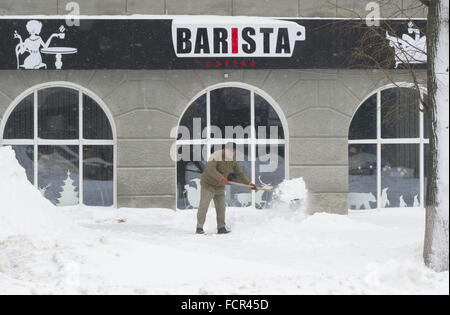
[337,0,448,271]
[420,0,449,272]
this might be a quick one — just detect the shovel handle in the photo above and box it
[228,181,275,193]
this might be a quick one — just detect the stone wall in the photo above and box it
[0,69,427,213]
[0,0,428,18]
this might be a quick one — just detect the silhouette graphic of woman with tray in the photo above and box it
[14,20,65,69]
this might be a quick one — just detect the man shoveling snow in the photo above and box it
[196,142,256,235]
[195,142,309,235]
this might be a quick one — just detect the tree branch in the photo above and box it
[418,0,430,7]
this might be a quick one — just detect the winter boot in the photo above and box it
[217,227,231,234]
[196,228,205,235]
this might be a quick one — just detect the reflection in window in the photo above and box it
[2,86,115,207]
[177,145,206,209]
[83,95,113,140]
[210,88,251,139]
[349,94,376,140]
[424,144,430,205]
[4,94,34,139]
[38,88,79,139]
[348,144,377,210]
[83,146,114,206]
[381,88,420,139]
[348,86,428,210]
[38,145,79,206]
[176,86,287,209]
[381,144,420,207]
[424,105,431,139]
[255,94,285,139]
[178,94,207,140]
[255,145,285,209]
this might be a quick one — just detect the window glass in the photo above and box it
[349,94,377,140]
[38,88,79,139]
[178,94,207,140]
[3,86,115,207]
[210,88,251,139]
[4,94,34,139]
[83,95,113,140]
[424,106,431,139]
[176,145,206,209]
[255,94,284,139]
[10,145,34,184]
[381,144,420,208]
[255,145,285,209]
[381,88,420,139]
[83,145,114,206]
[348,144,378,210]
[176,87,286,209]
[38,145,79,206]
[424,144,430,206]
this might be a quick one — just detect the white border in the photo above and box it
[175,82,289,210]
[0,81,117,208]
[348,82,428,212]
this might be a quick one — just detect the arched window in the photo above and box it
[348,85,429,210]
[1,84,116,207]
[176,84,288,210]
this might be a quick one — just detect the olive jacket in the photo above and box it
[200,149,251,192]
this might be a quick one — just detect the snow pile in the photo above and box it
[274,177,308,211]
[0,146,77,239]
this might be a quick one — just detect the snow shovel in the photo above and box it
[228,181,276,193]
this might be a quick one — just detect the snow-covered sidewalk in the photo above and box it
[1,206,448,295]
[0,146,448,295]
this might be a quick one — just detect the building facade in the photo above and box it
[0,0,429,214]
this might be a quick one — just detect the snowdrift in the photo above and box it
[0,146,77,239]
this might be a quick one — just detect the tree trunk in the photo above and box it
[423,0,449,272]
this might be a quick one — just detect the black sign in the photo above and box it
[0,17,427,70]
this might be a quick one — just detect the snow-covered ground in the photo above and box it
[1,206,448,295]
[0,147,448,295]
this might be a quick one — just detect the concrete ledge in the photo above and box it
[300,0,337,17]
[118,195,176,209]
[0,72,30,101]
[117,167,176,196]
[288,109,351,137]
[0,0,57,15]
[233,0,299,17]
[290,165,348,193]
[88,70,126,99]
[117,139,175,168]
[1,0,428,18]
[146,80,190,117]
[0,93,11,119]
[166,0,232,15]
[290,138,348,165]
[115,110,178,139]
[307,192,348,215]
[57,0,126,15]
[126,0,165,15]
[103,80,146,117]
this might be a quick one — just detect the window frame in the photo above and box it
[348,83,428,211]
[176,82,290,209]
[0,81,117,208]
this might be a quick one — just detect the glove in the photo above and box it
[221,177,229,185]
[249,183,257,190]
